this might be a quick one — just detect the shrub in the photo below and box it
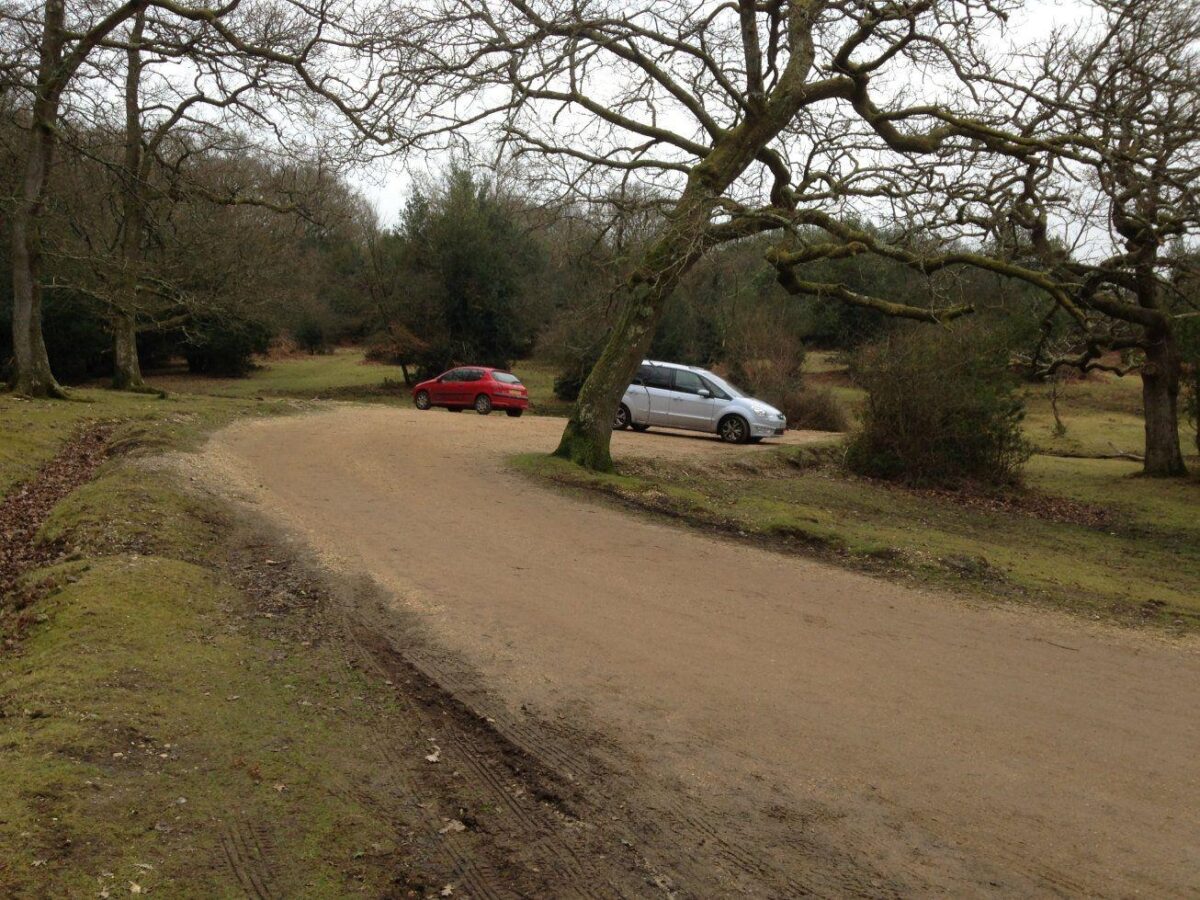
[183,315,272,377]
[553,346,600,402]
[294,316,331,354]
[773,386,850,432]
[846,325,1031,486]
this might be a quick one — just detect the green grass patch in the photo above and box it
[145,348,410,401]
[0,390,435,895]
[515,448,1200,631]
[1,554,406,896]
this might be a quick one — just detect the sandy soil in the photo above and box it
[200,405,1200,897]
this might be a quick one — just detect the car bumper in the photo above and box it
[751,419,787,437]
[491,395,529,409]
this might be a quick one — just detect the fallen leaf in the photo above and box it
[425,746,441,764]
[273,783,287,793]
[440,886,454,897]
[438,819,466,835]
[129,883,142,895]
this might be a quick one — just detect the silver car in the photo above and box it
[614,360,787,443]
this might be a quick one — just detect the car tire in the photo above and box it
[506,408,523,418]
[718,414,751,444]
[613,404,631,430]
[475,394,493,415]
[630,424,650,433]
[414,390,431,410]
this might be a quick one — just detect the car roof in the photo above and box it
[641,360,709,374]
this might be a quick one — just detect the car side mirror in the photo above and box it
[697,388,711,398]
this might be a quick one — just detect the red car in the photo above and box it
[412,366,529,416]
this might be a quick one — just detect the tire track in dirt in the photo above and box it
[337,594,645,899]
[219,819,279,900]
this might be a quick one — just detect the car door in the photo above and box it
[456,368,485,405]
[667,369,722,431]
[430,369,458,404]
[622,365,654,424]
[639,365,675,425]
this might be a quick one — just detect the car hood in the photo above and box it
[729,396,784,419]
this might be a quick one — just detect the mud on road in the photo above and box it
[198,405,1200,897]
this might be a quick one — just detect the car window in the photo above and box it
[460,369,484,382]
[441,370,461,382]
[641,366,673,389]
[492,371,522,384]
[700,375,730,400]
[672,369,706,395]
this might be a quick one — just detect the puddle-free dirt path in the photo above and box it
[202,406,1200,897]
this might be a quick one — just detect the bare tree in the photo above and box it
[82,8,287,390]
[3,0,405,396]
[391,0,1052,469]
[4,0,145,396]
[1006,0,1200,476]
[766,0,1200,476]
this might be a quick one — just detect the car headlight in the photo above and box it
[752,406,770,417]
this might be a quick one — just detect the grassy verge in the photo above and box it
[0,392,431,896]
[513,444,1200,632]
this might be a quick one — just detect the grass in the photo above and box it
[0,390,436,896]
[2,557,403,896]
[145,347,410,401]
[141,348,573,416]
[0,389,277,498]
[514,436,1200,631]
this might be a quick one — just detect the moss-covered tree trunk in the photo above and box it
[553,198,714,470]
[1141,328,1187,477]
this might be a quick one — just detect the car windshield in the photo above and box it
[700,371,744,398]
[492,371,522,384]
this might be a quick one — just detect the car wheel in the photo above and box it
[718,414,750,444]
[414,390,431,410]
[474,394,493,415]
[506,408,523,418]
[613,404,631,430]
[630,424,650,433]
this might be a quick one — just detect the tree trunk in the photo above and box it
[111,311,145,390]
[111,9,147,392]
[9,0,67,398]
[10,124,64,397]
[1141,329,1187,477]
[552,198,713,471]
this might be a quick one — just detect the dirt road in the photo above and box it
[202,406,1200,897]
